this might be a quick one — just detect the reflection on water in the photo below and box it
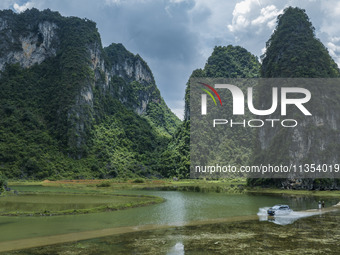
[167,242,184,255]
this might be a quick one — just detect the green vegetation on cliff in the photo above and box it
[0,9,179,179]
[205,45,260,78]
[1,7,339,188]
[249,7,340,189]
[160,45,260,178]
[104,43,180,136]
[261,7,339,78]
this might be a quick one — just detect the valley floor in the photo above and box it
[0,179,339,254]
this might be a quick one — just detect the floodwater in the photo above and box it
[257,205,339,225]
[30,209,337,255]
[0,188,339,253]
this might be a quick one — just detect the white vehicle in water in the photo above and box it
[267,205,292,216]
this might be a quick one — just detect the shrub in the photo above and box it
[96,181,111,187]
[0,173,7,193]
[132,178,145,183]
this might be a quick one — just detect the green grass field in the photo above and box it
[1,182,164,216]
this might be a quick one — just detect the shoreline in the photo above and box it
[8,179,340,197]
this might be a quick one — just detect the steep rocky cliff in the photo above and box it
[0,8,179,178]
[251,7,340,189]
[0,10,58,71]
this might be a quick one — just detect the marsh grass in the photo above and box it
[1,184,164,216]
[8,179,340,197]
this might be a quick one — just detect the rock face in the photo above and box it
[0,8,179,160]
[104,43,158,115]
[66,41,162,157]
[252,7,340,189]
[255,80,340,167]
[0,18,58,71]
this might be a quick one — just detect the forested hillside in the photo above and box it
[249,7,340,189]
[160,45,260,178]
[0,9,180,179]
[1,7,339,188]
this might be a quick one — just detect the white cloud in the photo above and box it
[228,0,259,32]
[320,1,340,35]
[0,0,16,10]
[230,14,249,32]
[186,0,236,60]
[233,0,253,15]
[169,0,188,3]
[330,37,340,43]
[168,100,185,120]
[327,40,340,66]
[324,1,340,17]
[104,0,121,5]
[228,1,282,33]
[319,1,340,67]
[13,1,34,13]
[327,42,338,52]
[251,5,282,29]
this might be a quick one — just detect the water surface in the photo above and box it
[0,188,337,243]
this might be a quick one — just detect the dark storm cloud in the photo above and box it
[11,0,204,118]
[97,0,201,118]
[7,0,340,118]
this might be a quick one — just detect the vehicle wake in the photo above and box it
[257,204,340,225]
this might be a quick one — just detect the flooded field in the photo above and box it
[4,209,340,254]
[0,185,339,254]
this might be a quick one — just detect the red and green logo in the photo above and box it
[199,82,222,106]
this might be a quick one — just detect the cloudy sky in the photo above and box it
[1,0,340,119]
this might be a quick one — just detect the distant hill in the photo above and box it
[160,45,260,178]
